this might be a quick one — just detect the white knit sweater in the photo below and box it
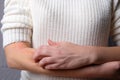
[1,0,120,80]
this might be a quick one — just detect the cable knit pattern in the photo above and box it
[1,0,120,80]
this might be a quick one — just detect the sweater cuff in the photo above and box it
[3,28,32,47]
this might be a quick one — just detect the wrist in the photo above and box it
[76,46,99,65]
[87,46,99,64]
[92,47,107,64]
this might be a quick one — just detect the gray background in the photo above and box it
[0,0,20,80]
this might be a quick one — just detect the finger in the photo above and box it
[33,46,50,61]
[77,61,120,78]
[48,39,58,46]
[43,58,67,70]
[44,63,60,70]
[55,64,67,69]
[39,57,56,67]
[99,61,120,77]
[33,49,42,61]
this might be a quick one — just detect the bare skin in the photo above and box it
[34,40,120,70]
[5,42,120,79]
[34,40,97,69]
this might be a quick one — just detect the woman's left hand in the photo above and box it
[33,40,97,69]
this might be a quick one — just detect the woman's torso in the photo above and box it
[21,0,112,80]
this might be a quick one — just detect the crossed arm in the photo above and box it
[4,41,120,79]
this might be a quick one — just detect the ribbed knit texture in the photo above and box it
[1,0,120,80]
[31,0,111,48]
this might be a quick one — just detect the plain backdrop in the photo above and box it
[0,0,20,80]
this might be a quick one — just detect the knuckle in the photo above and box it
[48,58,54,62]
[115,62,120,75]
[114,62,120,71]
[42,58,48,63]
[41,48,48,54]
[37,46,48,54]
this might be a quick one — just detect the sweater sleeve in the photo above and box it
[110,0,120,46]
[1,0,33,47]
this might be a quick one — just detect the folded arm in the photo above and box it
[4,42,120,79]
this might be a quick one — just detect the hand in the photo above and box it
[76,61,120,79]
[74,61,120,78]
[46,61,120,79]
[33,40,97,69]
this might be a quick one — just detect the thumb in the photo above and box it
[48,39,59,46]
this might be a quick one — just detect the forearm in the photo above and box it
[42,62,120,78]
[5,42,120,78]
[42,66,99,78]
[5,42,32,69]
[5,42,119,78]
[42,46,120,78]
[4,42,46,73]
[95,47,120,64]
[73,45,120,64]
[4,42,94,78]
